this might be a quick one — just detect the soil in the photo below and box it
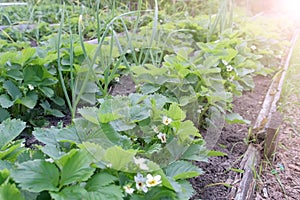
[255,109,300,200]
[111,74,136,96]
[254,51,300,199]
[190,75,272,200]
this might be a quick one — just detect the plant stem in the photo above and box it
[57,3,73,117]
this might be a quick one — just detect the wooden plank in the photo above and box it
[264,112,282,159]
[234,144,260,200]
[0,3,27,7]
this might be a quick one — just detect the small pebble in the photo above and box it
[263,187,269,198]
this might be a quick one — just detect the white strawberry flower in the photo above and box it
[28,84,34,91]
[162,116,172,126]
[146,174,162,187]
[123,184,135,195]
[134,173,148,193]
[157,132,167,143]
[226,65,233,72]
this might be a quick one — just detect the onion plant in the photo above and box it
[56,0,159,118]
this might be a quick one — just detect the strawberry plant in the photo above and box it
[0,47,66,125]
[0,94,211,199]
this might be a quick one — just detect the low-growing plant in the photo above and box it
[0,47,66,125]
[0,94,214,199]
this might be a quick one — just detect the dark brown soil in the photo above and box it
[111,74,136,96]
[190,75,272,200]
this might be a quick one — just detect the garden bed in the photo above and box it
[0,1,298,200]
[190,75,272,199]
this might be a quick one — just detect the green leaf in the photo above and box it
[6,69,23,81]
[0,118,26,149]
[174,120,201,143]
[40,101,65,117]
[166,104,186,121]
[11,160,59,193]
[0,140,25,162]
[110,119,136,131]
[33,128,61,146]
[0,160,13,171]
[207,150,227,157]
[0,95,14,109]
[87,185,123,200]
[40,145,65,160]
[0,52,14,66]
[229,168,244,173]
[50,185,88,200]
[151,139,187,167]
[129,105,150,122]
[19,47,36,66]
[165,161,203,180]
[85,172,118,191]
[98,113,120,123]
[74,119,130,149]
[0,108,10,122]
[48,109,65,118]
[140,83,160,94]
[177,180,195,200]
[17,148,45,164]
[144,186,177,200]
[203,56,220,67]
[104,146,136,171]
[78,107,99,124]
[3,80,21,100]
[58,149,95,186]
[39,86,54,98]
[225,113,251,124]
[20,191,39,200]
[239,74,255,90]
[0,169,10,185]
[18,91,38,109]
[51,96,65,106]
[0,183,24,200]
[80,142,106,167]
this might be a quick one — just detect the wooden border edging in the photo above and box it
[234,144,260,200]
[231,30,300,200]
[0,3,27,7]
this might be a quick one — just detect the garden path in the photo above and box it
[255,33,300,200]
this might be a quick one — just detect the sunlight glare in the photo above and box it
[280,0,300,20]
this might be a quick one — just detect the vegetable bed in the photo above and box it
[0,1,298,200]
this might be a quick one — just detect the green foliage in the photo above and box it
[0,119,26,149]
[58,149,95,186]
[225,112,251,124]
[165,161,203,180]
[0,183,24,200]
[0,1,295,200]
[10,92,206,199]
[11,160,60,193]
